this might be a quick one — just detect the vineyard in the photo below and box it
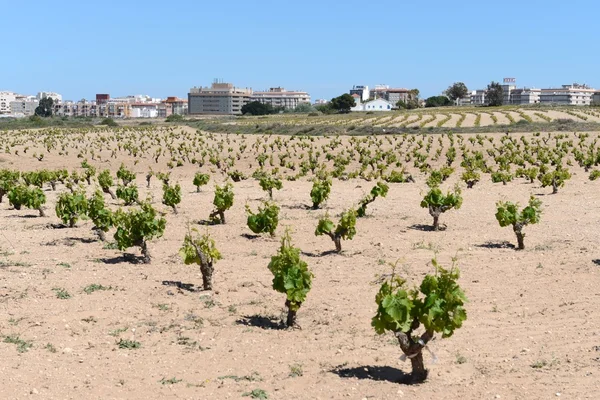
[0,125,599,399]
[187,105,600,137]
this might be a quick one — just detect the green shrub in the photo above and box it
[357,182,389,217]
[372,257,467,383]
[420,186,462,231]
[162,183,182,214]
[310,177,332,209]
[116,185,139,206]
[8,185,46,216]
[114,202,166,264]
[259,175,283,199]
[98,169,116,199]
[180,228,221,290]
[88,191,114,241]
[495,196,542,250]
[246,201,280,236]
[210,183,234,224]
[315,209,357,252]
[55,190,88,227]
[193,172,210,192]
[268,230,313,328]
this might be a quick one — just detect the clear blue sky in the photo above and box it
[2,0,598,101]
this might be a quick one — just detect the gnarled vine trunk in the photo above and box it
[140,241,151,264]
[395,319,434,384]
[285,300,298,328]
[199,254,214,291]
[103,187,116,200]
[428,206,443,231]
[513,223,525,250]
[38,207,46,217]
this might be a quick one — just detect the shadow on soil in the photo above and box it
[475,241,515,249]
[236,315,285,330]
[99,254,144,264]
[301,250,339,258]
[408,224,439,232]
[161,280,196,292]
[65,236,97,244]
[592,259,600,266]
[330,365,410,384]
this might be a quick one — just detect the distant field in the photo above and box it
[186,105,600,135]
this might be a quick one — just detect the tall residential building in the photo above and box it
[37,91,62,103]
[540,84,595,106]
[188,82,252,115]
[251,87,310,109]
[349,85,370,102]
[158,97,188,117]
[0,91,18,114]
[593,91,600,105]
[510,88,541,104]
[10,96,38,116]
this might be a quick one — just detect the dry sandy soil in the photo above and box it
[0,128,599,400]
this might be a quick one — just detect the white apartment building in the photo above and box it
[37,91,62,103]
[0,91,18,114]
[471,90,486,105]
[593,92,600,105]
[510,88,541,104]
[540,84,595,106]
[251,87,310,109]
[349,85,370,102]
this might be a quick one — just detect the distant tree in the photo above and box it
[315,103,334,114]
[100,117,118,127]
[165,114,184,122]
[425,96,452,108]
[486,81,504,107]
[241,101,277,116]
[34,97,54,118]
[445,82,469,105]
[290,103,317,113]
[330,94,356,113]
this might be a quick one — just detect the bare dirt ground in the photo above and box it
[0,129,599,400]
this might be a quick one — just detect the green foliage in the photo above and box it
[445,82,469,103]
[259,175,283,199]
[310,177,332,209]
[165,113,184,122]
[491,170,513,185]
[210,182,234,224]
[385,169,414,183]
[357,181,389,217]
[486,81,504,106]
[426,167,453,188]
[241,101,282,116]
[268,230,313,327]
[246,201,280,236]
[100,117,118,127]
[424,96,452,108]
[540,166,571,193]
[55,190,88,227]
[98,169,114,190]
[193,172,210,191]
[460,169,480,188]
[87,191,114,237]
[329,93,356,113]
[81,160,96,184]
[0,169,20,202]
[114,202,166,263]
[315,209,357,252]
[162,183,182,213]
[35,97,54,117]
[117,163,135,185]
[372,258,467,338]
[116,185,139,206]
[8,184,46,216]
[495,196,542,228]
[589,170,600,181]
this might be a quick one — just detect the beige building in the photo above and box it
[0,91,17,114]
[188,82,252,115]
[251,87,310,109]
[540,84,595,106]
